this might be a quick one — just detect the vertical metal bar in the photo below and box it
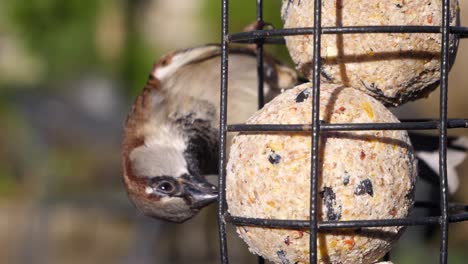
[256,1,265,263]
[256,0,265,109]
[438,0,450,263]
[383,252,391,261]
[257,255,265,264]
[256,0,263,21]
[310,0,322,263]
[218,0,229,263]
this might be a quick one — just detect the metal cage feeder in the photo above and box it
[216,0,468,263]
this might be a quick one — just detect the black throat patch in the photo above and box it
[175,113,219,176]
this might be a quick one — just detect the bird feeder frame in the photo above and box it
[217,0,468,263]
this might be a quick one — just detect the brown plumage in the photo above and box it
[122,44,297,222]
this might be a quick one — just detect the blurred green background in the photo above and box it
[0,0,467,263]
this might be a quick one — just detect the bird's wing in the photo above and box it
[162,46,296,125]
[147,45,297,176]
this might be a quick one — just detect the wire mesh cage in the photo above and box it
[217,0,468,263]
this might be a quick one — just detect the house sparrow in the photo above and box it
[122,44,297,223]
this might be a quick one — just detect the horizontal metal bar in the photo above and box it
[234,38,286,44]
[414,201,468,212]
[225,211,468,229]
[227,119,468,132]
[226,214,437,229]
[229,26,468,43]
[449,213,468,223]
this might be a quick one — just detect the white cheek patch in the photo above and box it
[130,144,189,178]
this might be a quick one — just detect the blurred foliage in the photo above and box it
[6,0,99,84]
[3,0,153,96]
[121,21,154,96]
[0,165,17,197]
[0,99,30,197]
[3,0,293,94]
[201,0,293,65]
[392,239,468,264]
[201,0,283,39]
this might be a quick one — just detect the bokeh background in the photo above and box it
[0,0,467,263]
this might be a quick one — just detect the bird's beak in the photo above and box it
[181,175,218,209]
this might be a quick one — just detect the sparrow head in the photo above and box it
[122,132,218,223]
[122,77,218,223]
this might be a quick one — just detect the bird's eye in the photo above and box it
[156,180,176,194]
[147,177,179,196]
